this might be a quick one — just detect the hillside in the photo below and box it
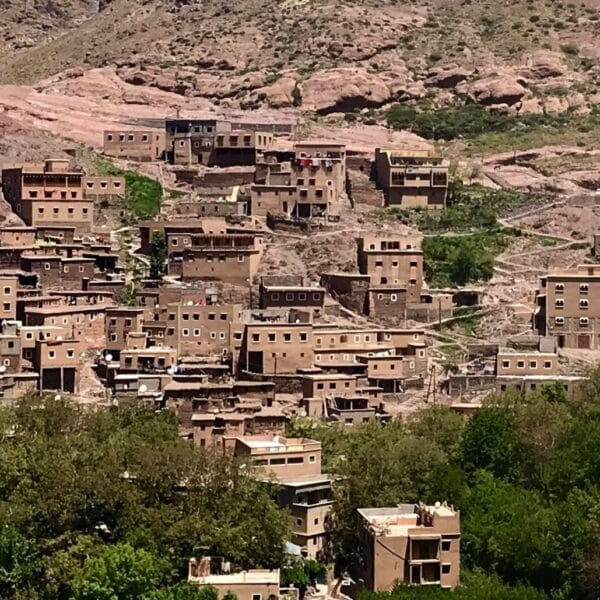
[1,0,599,115]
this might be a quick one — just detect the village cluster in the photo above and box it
[0,116,594,596]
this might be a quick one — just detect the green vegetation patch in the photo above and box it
[385,102,600,152]
[95,156,162,219]
[423,232,511,287]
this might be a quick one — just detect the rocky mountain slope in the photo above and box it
[1,0,599,115]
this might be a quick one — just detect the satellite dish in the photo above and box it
[105,353,113,362]
[0,366,6,374]
[139,384,148,393]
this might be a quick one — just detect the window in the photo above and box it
[193,329,200,337]
[298,293,307,301]
[182,328,189,336]
[555,299,564,308]
[237,255,244,262]
[441,540,452,552]
[110,333,117,342]
[44,263,50,270]
[312,292,320,301]
[208,313,216,321]
[580,283,589,293]
[286,293,294,301]
[63,266,69,274]
[555,316,565,325]
[300,333,308,343]
[580,299,589,308]
[442,564,451,575]
[220,313,227,321]
[268,333,276,342]
[67,350,74,359]
[48,351,56,359]
[555,283,564,292]
[252,333,260,342]
[308,455,316,463]
[529,361,537,369]
[283,333,291,342]
[502,360,510,369]
[580,317,589,326]
[391,294,397,302]
[3,302,10,311]
[219,332,226,339]
[210,332,217,339]
[3,287,10,295]
[544,361,552,369]
[517,360,525,369]
[295,518,303,527]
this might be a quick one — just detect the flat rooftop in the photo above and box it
[189,570,280,585]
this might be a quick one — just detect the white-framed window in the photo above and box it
[580,299,589,309]
[48,351,56,359]
[193,329,200,337]
[286,293,294,301]
[544,361,552,369]
[219,332,226,339]
[529,361,537,369]
[182,328,189,336]
[299,293,307,301]
[555,283,564,292]
[210,332,217,339]
[237,255,245,262]
[555,299,565,308]
[391,294,397,302]
[580,283,589,293]
[308,455,316,463]
[44,263,50,270]
[555,316,565,325]
[580,317,589,326]
[315,355,321,362]
[409,361,415,369]
[502,360,510,368]
[67,350,74,359]
[517,360,525,369]
[271,293,280,301]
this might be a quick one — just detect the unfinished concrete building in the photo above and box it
[374,148,448,209]
[357,503,460,591]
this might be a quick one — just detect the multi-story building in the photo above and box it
[250,143,346,219]
[259,276,325,315]
[82,176,126,198]
[103,130,165,161]
[179,232,265,286]
[241,320,314,375]
[231,435,332,559]
[34,337,82,393]
[357,503,460,591]
[534,265,600,349]
[0,226,36,247]
[2,159,94,234]
[374,148,448,209]
[357,235,423,302]
[0,274,18,321]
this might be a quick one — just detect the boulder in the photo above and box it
[517,51,567,80]
[425,64,472,89]
[466,75,528,106]
[262,76,298,108]
[299,68,392,113]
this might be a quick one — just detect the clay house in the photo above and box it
[357,235,423,303]
[374,148,448,209]
[105,306,146,359]
[259,276,325,315]
[188,557,281,600]
[0,226,37,247]
[33,337,81,393]
[178,231,265,287]
[119,345,178,375]
[231,435,332,559]
[141,300,244,365]
[103,130,165,162]
[301,373,386,426]
[82,176,126,199]
[534,265,600,350]
[241,317,314,375]
[0,274,18,321]
[320,273,371,314]
[250,142,346,220]
[0,321,21,373]
[356,503,460,591]
[36,225,76,244]
[24,303,108,350]
[2,159,94,234]
[20,254,96,290]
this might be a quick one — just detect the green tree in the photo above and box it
[0,526,40,598]
[71,543,164,600]
[149,232,167,280]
